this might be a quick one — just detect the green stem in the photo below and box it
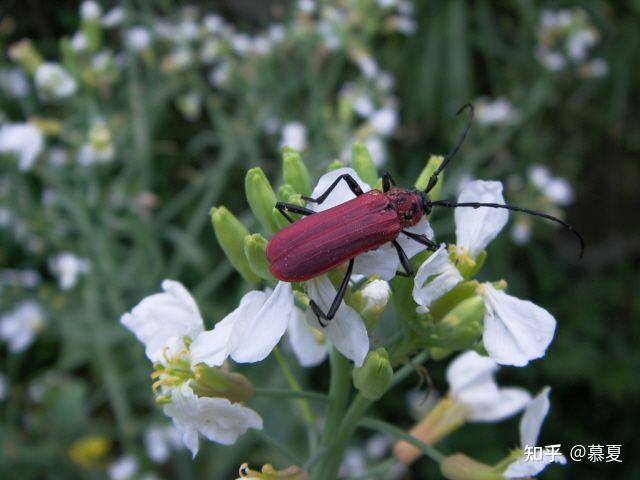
[253,388,328,402]
[346,458,397,480]
[273,349,316,426]
[254,430,305,466]
[359,417,446,464]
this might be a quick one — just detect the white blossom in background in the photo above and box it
[279,122,308,151]
[121,280,264,456]
[352,51,379,79]
[48,252,91,290]
[369,106,398,136]
[504,387,567,478]
[527,165,574,206]
[510,219,533,246]
[144,424,184,463]
[80,1,102,21]
[101,7,125,28]
[446,351,531,422]
[77,120,115,166]
[0,268,42,288]
[0,123,44,171]
[35,63,77,100]
[126,27,152,51]
[108,455,138,480]
[0,68,29,98]
[475,97,519,126]
[0,301,46,353]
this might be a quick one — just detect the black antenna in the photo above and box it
[425,103,475,194]
[430,200,584,258]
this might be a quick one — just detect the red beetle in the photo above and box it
[266,105,583,325]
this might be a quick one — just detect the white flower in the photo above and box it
[126,27,152,51]
[369,107,398,136]
[510,220,532,245]
[0,301,45,353]
[279,122,307,151]
[189,281,295,366]
[455,180,508,257]
[101,7,125,28]
[0,68,29,98]
[298,0,316,14]
[287,307,328,367]
[48,252,90,290]
[504,387,567,478]
[35,63,77,100]
[527,165,574,205]
[475,98,518,126]
[144,424,183,463]
[306,276,369,367]
[566,29,597,62]
[80,1,102,21]
[121,280,205,364]
[579,58,609,78]
[363,136,387,167]
[412,245,463,314]
[446,351,530,422]
[360,280,391,311]
[528,165,551,189]
[164,383,262,456]
[352,51,379,79]
[480,283,557,367]
[108,455,137,480]
[120,280,264,455]
[0,123,44,170]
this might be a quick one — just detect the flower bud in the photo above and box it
[351,142,378,186]
[415,155,444,200]
[244,234,275,282]
[431,296,485,350]
[245,167,280,234]
[351,279,391,329]
[327,160,344,172]
[273,184,306,230]
[81,1,103,51]
[394,397,470,465]
[352,348,393,400]
[8,40,43,74]
[237,462,308,480]
[211,206,260,283]
[440,453,502,480]
[192,365,254,403]
[282,147,312,196]
[69,435,111,469]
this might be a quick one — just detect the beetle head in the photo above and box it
[387,187,425,227]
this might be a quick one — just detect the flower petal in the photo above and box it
[191,283,294,366]
[287,307,328,367]
[455,180,508,257]
[121,280,204,364]
[468,387,531,423]
[481,284,556,367]
[412,245,462,311]
[504,453,566,479]
[520,386,550,448]
[308,167,371,212]
[307,276,369,366]
[163,384,262,457]
[446,351,498,395]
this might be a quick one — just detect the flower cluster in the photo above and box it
[536,8,608,78]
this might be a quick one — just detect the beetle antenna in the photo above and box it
[430,200,585,259]
[425,103,474,194]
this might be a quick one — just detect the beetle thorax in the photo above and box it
[385,187,424,227]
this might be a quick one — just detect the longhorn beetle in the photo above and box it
[266,104,584,326]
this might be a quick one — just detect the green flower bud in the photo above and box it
[244,233,275,282]
[351,142,378,186]
[211,206,260,284]
[192,365,254,403]
[81,12,103,52]
[432,296,485,350]
[8,39,43,75]
[327,160,344,172]
[440,453,502,480]
[245,167,280,234]
[352,348,393,400]
[278,183,298,201]
[415,155,444,201]
[283,147,312,196]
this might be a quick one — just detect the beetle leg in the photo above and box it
[392,240,414,277]
[275,202,315,223]
[401,230,438,251]
[302,174,363,205]
[382,172,396,192]
[309,259,355,327]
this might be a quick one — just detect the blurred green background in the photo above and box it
[0,1,638,479]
